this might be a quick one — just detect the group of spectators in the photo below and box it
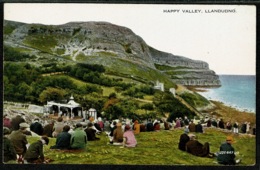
[3,113,251,165]
[178,128,241,165]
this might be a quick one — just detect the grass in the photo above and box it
[19,128,255,166]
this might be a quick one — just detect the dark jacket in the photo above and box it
[30,122,44,136]
[51,131,71,149]
[24,140,44,162]
[195,124,203,133]
[146,122,154,131]
[3,136,17,162]
[85,128,99,141]
[217,142,236,165]
[9,130,28,156]
[218,120,225,129]
[178,133,190,151]
[186,140,210,157]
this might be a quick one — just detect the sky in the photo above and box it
[4,4,256,75]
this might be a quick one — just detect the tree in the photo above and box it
[39,87,67,104]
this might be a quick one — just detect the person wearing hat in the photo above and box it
[9,122,29,159]
[178,128,190,151]
[84,123,100,141]
[121,124,137,148]
[217,136,241,165]
[3,127,17,163]
[50,125,71,150]
[112,122,124,144]
[70,123,87,150]
[24,136,49,164]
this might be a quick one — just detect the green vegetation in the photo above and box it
[23,35,58,53]
[3,61,197,119]
[3,24,16,35]
[20,128,255,165]
[4,46,37,61]
[179,92,210,108]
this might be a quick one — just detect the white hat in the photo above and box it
[19,122,29,128]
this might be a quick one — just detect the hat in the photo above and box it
[41,136,49,145]
[125,124,131,130]
[3,127,10,135]
[226,136,234,143]
[19,122,29,128]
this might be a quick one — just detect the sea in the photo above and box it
[197,75,256,113]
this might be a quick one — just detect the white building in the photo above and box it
[154,80,164,92]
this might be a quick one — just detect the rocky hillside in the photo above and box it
[3,20,221,86]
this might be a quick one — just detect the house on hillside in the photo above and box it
[154,80,164,92]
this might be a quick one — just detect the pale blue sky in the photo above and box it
[4,4,256,75]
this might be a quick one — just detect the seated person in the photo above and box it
[217,136,241,165]
[84,123,100,141]
[50,125,71,150]
[121,124,137,148]
[178,128,190,151]
[70,123,87,150]
[185,135,214,158]
[24,136,49,164]
[112,123,124,145]
[3,127,17,163]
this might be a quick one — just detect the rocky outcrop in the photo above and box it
[4,20,221,86]
[149,47,221,86]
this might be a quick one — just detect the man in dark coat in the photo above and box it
[178,128,190,151]
[50,125,71,149]
[217,136,240,165]
[186,136,214,158]
[146,119,154,132]
[3,127,17,163]
[30,118,43,136]
[195,122,203,133]
[24,136,49,164]
[218,119,225,129]
[84,123,100,141]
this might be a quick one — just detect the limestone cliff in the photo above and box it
[4,20,221,86]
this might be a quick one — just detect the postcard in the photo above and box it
[2,3,257,169]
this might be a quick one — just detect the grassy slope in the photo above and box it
[24,128,255,165]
